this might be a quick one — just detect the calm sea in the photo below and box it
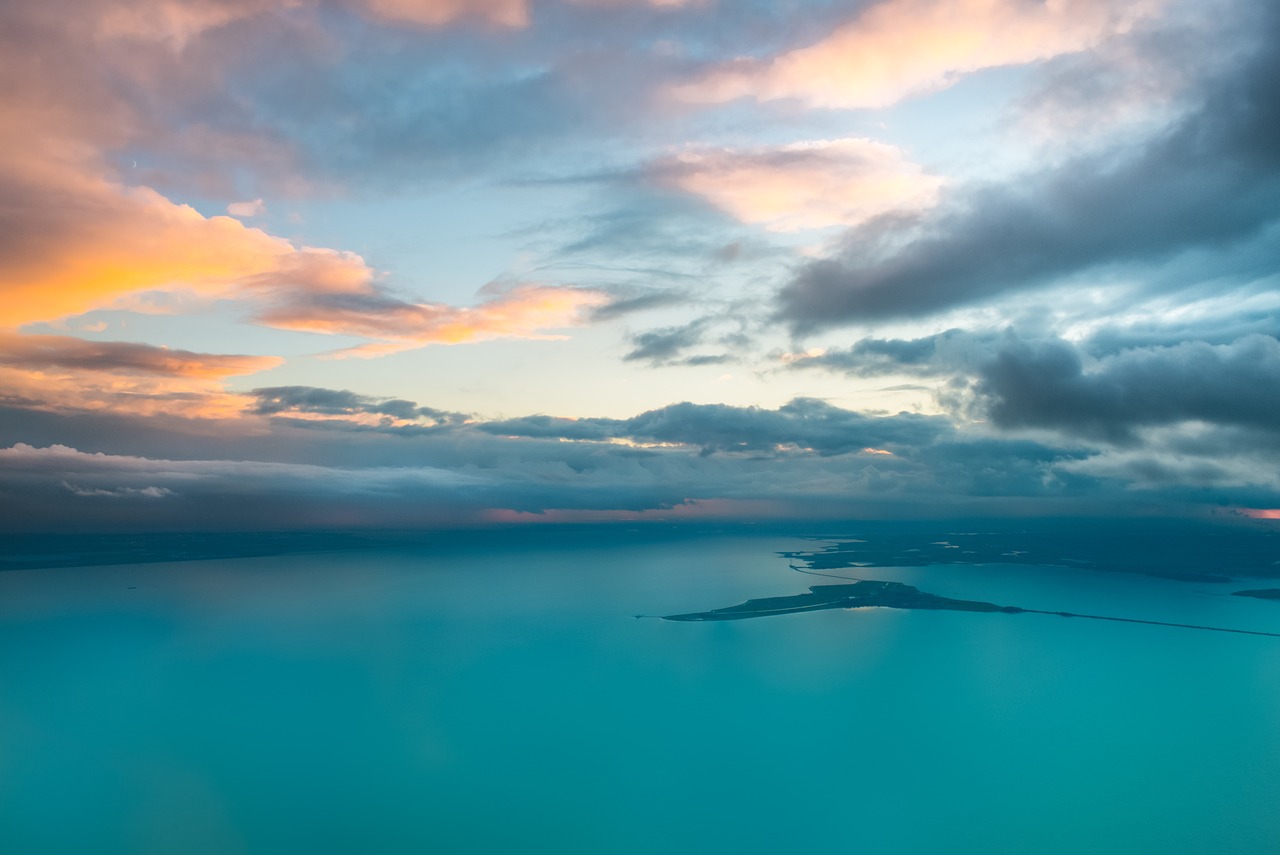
[2,528,1279,853]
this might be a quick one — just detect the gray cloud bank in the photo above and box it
[5,373,1278,531]
[777,4,1280,330]
[977,334,1280,442]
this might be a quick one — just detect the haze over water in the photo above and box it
[3,526,1279,854]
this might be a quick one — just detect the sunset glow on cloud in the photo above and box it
[675,0,1161,109]
[654,138,942,231]
[257,284,609,356]
[5,7,1280,851]
[0,333,281,418]
[360,0,531,28]
[0,0,1277,530]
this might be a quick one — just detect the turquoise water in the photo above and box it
[2,532,1280,853]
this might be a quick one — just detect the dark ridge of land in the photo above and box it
[1233,588,1280,600]
[780,520,1280,583]
[664,581,1021,621]
[663,580,1280,638]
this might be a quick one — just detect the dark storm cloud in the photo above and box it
[777,5,1280,329]
[975,334,1280,442]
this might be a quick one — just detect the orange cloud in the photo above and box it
[0,2,375,328]
[0,171,375,327]
[258,284,609,357]
[0,333,281,418]
[0,365,259,420]
[674,0,1162,109]
[653,138,941,231]
[0,1,609,359]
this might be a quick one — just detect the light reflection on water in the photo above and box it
[2,533,1280,854]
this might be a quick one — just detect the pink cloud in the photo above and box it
[673,0,1162,109]
[1238,508,1280,520]
[349,0,701,29]
[0,332,282,419]
[652,138,941,231]
[0,1,612,362]
[359,0,530,28]
[258,283,609,356]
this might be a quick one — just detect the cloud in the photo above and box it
[650,138,942,232]
[249,386,467,427]
[1055,427,1280,495]
[63,483,177,499]
[974,334,1280,443]
[673,0,1159,109]
[0,162,377,327]
[256,283,608,356]
[587,290,687,321]
[623,318,720,365]
[358,0,531,28]
[0,0,609,359]
[358,0,696,28]
[0,333,282,418]
[227,198,266,218]
[0,333,279,378]
[784,328,1000,378]
[0,3,373,327]
[5,387,1278,532]
[0,441,489,530]
[93,0,281,48]
[481,397,952,456]
[776,4,1280,330]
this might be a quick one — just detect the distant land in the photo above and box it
[781,519,1280,583]
[1233,589,1280,600]
[663,579,1280,638]
[2,518,1277,580]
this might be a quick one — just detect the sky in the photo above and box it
[1,0,1279,531]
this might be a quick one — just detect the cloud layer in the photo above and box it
[1,0,1276,531]
[675,0,1158,109]
[652,139,941,232]
[777,3,1280,329]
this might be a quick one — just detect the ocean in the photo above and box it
[2,523,1279,853]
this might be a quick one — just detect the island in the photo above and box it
[663,580,1022,621]
[1233,588,1280,601]
[662,579,1280,638]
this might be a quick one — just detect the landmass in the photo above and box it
[663,579,1280,638]
[1233,589,1280,600]
[780,519,1280,583]
[663,580,1022,621]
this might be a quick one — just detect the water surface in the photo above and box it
[2,528,1279,853]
